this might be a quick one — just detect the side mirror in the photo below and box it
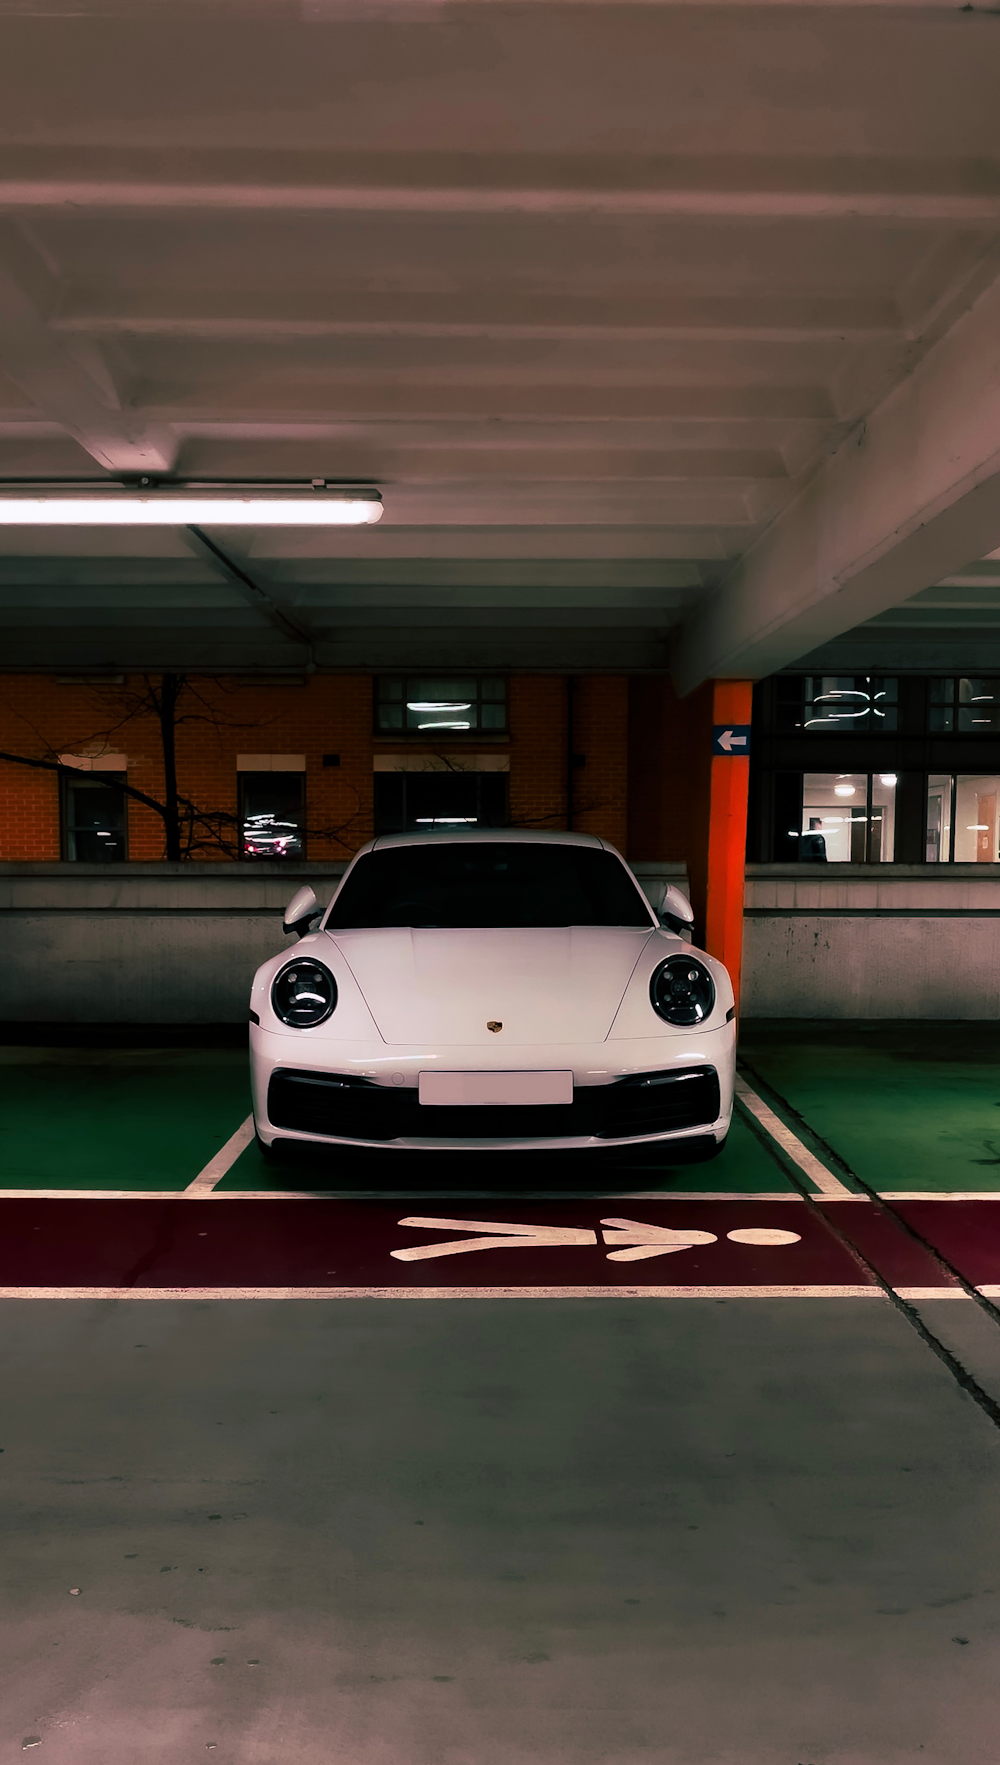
[283,884,321,939]
[653,882,695,938]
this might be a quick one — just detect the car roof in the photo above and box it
[370,828,608,852]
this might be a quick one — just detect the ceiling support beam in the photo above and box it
[183,525,314,655]
[672,267,1000,692]
[4,176,1000,225]
[54,292,901,344]
[0,221,176,475]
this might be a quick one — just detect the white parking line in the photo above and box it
[734,1078,853,1198]
[895,1287,971,1300]
[880,1193,1000,1202]
[0,1284,886,1300]
[185,1115,256,1193]
[0,1188,804,1202]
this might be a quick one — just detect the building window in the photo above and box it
[375,675,507,735]
[62,772,127,861]
[776,772,897,862]
[929,679,1000,733]
[775,675,898,733]
[374,770,509,835]
[239,772,305,859]
[926,774,1000,862]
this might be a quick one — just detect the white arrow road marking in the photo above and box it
[726,1227,801,1247]
[600,1218,718,1263]
[391,1216,598,1262]
[392,1216,804,1265]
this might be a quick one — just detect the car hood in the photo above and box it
[325,926,655,1045]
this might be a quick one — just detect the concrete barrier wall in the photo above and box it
[743,864,1000,1019]
[5,859,996,1023]
[0,863,348,1023]
[0,860,687,1022]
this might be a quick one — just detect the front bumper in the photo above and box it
[250,1022,735,1152]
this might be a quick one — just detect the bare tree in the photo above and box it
[0,671,366,861]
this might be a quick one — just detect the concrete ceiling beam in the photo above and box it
[180,526,315,653]
[673,268,1000,691]
[54,293,902,345]
[0,222,178,476]
[0,628,673,674]
[138,383,837,422]
[4,177,1000,225]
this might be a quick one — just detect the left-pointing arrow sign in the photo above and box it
[712,723,751,756]
[391,1216,598,1261]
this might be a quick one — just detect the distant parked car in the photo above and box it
[249,830,735,1156]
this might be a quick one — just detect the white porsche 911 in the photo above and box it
[249,830,735,1158]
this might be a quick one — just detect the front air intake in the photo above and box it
[267,1065,720,1143]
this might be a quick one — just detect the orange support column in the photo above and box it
[686,680,754,1004]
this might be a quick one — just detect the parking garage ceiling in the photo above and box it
[1,0,1000,677]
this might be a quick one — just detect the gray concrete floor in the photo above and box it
[3,1297,1000,1763]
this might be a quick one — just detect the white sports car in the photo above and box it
[249,830,735,1157]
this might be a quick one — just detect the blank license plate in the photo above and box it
[418,1071,574,1107]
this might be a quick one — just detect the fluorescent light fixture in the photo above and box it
[834,783,856,798]
[0,487,382,526]
[415,817,478,824]
[417,720,471,730]
[879,773,898,786]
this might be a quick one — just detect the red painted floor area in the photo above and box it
[818,1200,963,1293]
[2,1195,998,1293]
[0,1197,873,1291]
[893,1199,1000,1291]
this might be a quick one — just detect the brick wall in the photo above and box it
[627,674,700,861]
[571,675,629,851]
[0,674,376,862]
[508,676,567,830]
[0,671,632,861]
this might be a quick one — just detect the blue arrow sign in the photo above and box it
[712,724,751,756]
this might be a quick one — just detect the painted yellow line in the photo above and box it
[185,1115,256,1192]
[0,1284,885,1300]
[735,1078,853,1198]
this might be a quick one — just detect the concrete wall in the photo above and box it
[0,860,687,1023]
[0,863,347,1023]
[743,864,1000,1019]
[6,859,997,1024]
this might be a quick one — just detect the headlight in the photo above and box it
[650,956,715,1026]
[271,959,337,1028]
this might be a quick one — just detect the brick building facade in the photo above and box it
[0,672,638,863]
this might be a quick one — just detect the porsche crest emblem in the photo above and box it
[487,1020,503,1033]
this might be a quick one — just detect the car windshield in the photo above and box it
[325,842,654,930]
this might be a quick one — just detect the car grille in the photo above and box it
[267,1065,721,1143]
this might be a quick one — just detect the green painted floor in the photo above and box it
[0,1048,250,1190]
[9,1024,999,1196]
[741,1021,1000,1194]
[0,1041,791,1194]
